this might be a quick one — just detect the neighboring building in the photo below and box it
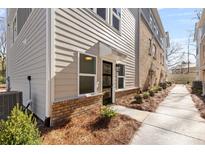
[131,9,170,90]
[194,9,205,95]
[6,8,169,126]
[168,62,197,84]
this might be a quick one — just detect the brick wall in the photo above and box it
[115,88,140,104]
[139,17,166,90]
[51,94,103,126]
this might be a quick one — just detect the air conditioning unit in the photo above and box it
[0,91,22,119]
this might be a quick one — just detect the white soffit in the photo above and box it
[99,42,127,61]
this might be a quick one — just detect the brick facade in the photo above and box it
[139,17,166,90]
[115,88,140,104]
[51,94,103,126]
[51,87,141,126]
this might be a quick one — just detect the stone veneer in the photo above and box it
[115,88,140,104]
[51,94,103,126]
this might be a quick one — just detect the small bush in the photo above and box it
[158,86,162,91]
[0,76,5,84]
[101,106,117,118]
[134,94,143,104]
[143,92,150,99]
[0,104,41,145]
[166,81,172,87]
[159,82,167,89]
[192,88,202,95]
[192,80,202,95]
[150,86,158,93]
[149,89,155,97]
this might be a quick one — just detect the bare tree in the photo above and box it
[193,9,203,20]
[0,17,6,77]
[166,41,185,69]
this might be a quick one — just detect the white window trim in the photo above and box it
[78,52,97,96]
[152,44,157,59]
[12,12,17,44]
[11,8,33,45]
[117,63,125,89]
[110,8,121,32]
[16,8,33,36]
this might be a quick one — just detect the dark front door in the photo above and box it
[102,61,113,105]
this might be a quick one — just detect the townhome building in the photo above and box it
[131,9,170,90]
[6,8,169,126]
[194,9,205,95]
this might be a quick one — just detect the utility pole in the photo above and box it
[188,36,190,73]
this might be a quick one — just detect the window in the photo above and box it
[152,44,157,59]
[111,8,121,31]
[12,17,17,43]
[97,8,106,20]
[149,10,153,26]
[17,8,32,34]
[79,53,96,95]
[90,8,107,21]
[149,39,152,55]
[89,8,121,32]
[203,45,205,58]
[117,64,125,89]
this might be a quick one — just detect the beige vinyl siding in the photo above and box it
[6,9,47,120]
[54,8,136,101]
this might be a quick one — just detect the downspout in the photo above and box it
[45,8,52,127]
[136,9,141,88]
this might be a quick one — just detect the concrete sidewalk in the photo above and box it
[112,84,205,144]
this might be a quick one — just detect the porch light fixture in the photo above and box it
[85,56,93,61]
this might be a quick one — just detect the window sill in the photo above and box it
[78,92,103,98]
[115,87,138,92]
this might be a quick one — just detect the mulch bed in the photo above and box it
[186,85,205,119]
[116,85,174,112]
[40,109,141,145]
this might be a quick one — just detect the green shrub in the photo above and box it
[191,81,202,95]
[159,82,167,89]
[143,92,150,99]
[149,89,155,97]
[134,94,143,104]
[166,81,172,87]
[192,88,202,95]
[101,106,117,118]
[150,86,158,93]
[0,104,41,145]
[158,86,162,91]
[0,76,5,84]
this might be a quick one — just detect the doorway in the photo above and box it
[102,61,113,105]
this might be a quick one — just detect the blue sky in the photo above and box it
[0,9,5,18]
[159,8,201,63]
